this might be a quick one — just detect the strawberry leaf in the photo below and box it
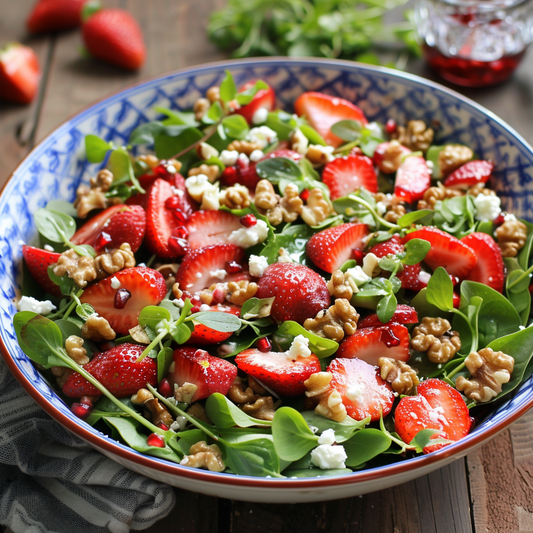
[272,407,319,461]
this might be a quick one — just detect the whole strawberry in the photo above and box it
[27,0,88,33]
[0,43,40,104]
[82,8,145,71]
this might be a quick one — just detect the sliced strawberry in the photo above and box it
[175,244,246,294]
[461,232,505,292]
[306,223,368,274]
[336,324,410,365]
[80,267,167,334]
[443,160,494,190]
[22,245,61,297]
[166,347,237,402]
[327,357,394,422]
[0,43,40,105]
[71,204,145,253]
[235,348,321,396]
[368,235,403,257]
[256,263,330,324]
[261,149,302,162]
[62,343,156,398]
[402,227,477,280]
[188,304,241,346]
[394,378,473,453]
[322,154,378,200]
[373,141,411,174]
[186,210,242,250]
[233,80,276,124]
[358,304,418,328]
[294,92,368,148]
[394,155,431,203]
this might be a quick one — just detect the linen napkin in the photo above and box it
[0,358,176,533]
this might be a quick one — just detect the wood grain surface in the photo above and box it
[2,0,533,531]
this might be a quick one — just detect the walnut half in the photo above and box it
[304,372,347,423]
[411,317,461,364]
[378,357,419,395]
[304,299,359,342]
[180,441,225,472]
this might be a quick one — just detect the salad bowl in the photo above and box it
[2,57,533,504]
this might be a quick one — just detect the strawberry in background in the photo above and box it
[0,43,40,104]
[27,0,88,33]
[82,6,145,70]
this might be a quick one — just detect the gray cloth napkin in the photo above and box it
[0,359,176,533]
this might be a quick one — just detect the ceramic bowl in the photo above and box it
[1,58,533,504]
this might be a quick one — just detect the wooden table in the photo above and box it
[2,1,533,531]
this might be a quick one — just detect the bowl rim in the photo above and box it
[2,56,533,490]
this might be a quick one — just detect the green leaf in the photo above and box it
[139,305,172,331]
[256,157,303,184]
[299,124,326,146]
[426,267,454,311]
[409,428,442,452]
[260,223,314,265]
[240,297,275,320]
[272,407,319,461]
[205,393,271,429]
[154,127,204,160]
[343,428,391,467]
[265,111,298,140]
[505,259,531,326]
[220,114,249,139]
[301,412,369,443]
[403,238,431,265]
[274,320,338,358]
[330,120,363,142]
[46,199,78,219]
[85,134,112,163]
[108,148,145,194]
[171,322,193,345]
[47,266,76,296]
[157,347,174,383]
[397,209,434,228]
[34,208,76,243]
[219,70,238,103]
[155,106,199,127]
[206,101,224,123]
[190,311,241,332]
[158,299,182,321]
[376,292,397,323]
[129,122,166,145]
[518,220,533,271]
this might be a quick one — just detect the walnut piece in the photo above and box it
[193,97,210,121]
[417,183,463,210]
[206,86,220,103]
[136,154,160,170]
[304,372,347,423]
[455,347,515,403]
[81,315,116,342]
[305,145,334,166]
[327,270,354,300]
[65,335,89,365]
[220,184,251,210]
[129,325,151,344]
[438,145,474,177]
[467,182,495,197]
[228,377,256,404]
[496,218,528,258]
[51,366,74,388]
[301,188,331,226]
[378,357,419,395]
[227,139,263,155]
[188,163,220,182]
[384,204,406,224]
[53,249,97,288]
[242,396,276,421]
[393,120,434,152]
[378,140,407,174]
[304,299,359,342]
[180,441,225,472]
[226,280,258,306]
[411,317,461,364]
[75,169,121,218]
[90,169,114,191]
[95,242,135,278]
[174,382,198,404]
[131,388,173,427]
[187,402,211,424]
[254,180,283,225]
[280,183,303,222]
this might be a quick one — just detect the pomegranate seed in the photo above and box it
[221,166,239,187]
[352,248,365,263]
[79,396,94,408]
[158,378,172,398]
[190,296,202,306]
[453,293,461,308]
[168,236,189,257]
[257,337,272,352]
[349,147,363,156]
[191,305,201,313]
[114,289,132,309]
[385,119,397,134]
[381,327,400,348]
[226,260,243,274]
[146,433,165,448]
[172,208,189,224]
[172,226,189,239]
[95,231,112,251]
[211,287,226,305]
[153,164,171,179]
[157,422,169,431]
[494,214,505,226]
[240,213,257,228]
[165,196,181,210]
[300,189,310,202]
[71,402,92,419]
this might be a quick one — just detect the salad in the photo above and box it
[13,73,533,479]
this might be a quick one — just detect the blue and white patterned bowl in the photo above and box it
[1,58,533,503]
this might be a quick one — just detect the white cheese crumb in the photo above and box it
[247,126,278,149]
[287,334,311,359]
[504,213,517,222]
[173,299,185,308]
[172,187,184,197]
[43,244,55,252]
[376,202,387,216]
[199,304,211,312]
[309,425,319,434]
[185,174,219,202]
[345,383,365,402]
[198,142,219,160]
[228,219,269,248]
[252,107,269,125]
[308,144,334,162]
[310,444,347,470]
[474,193,501,222]
[345,265,371,293]
[17,296,57,315]
[209,269,227,280]
[277,248,294,263]
[170,416,188,432]
[248,254,269,277]
[110,276,121,289]
[249,149,264,162]
[317,428,336,446]
[220,150,239,166]
[362,252,381,277]
[238,152,250,165]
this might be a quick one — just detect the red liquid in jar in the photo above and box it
[423,44,526,87]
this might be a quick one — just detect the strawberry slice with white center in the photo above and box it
[306,223,368,273]
[186,210,242,250]
[189,304,241,346]
[358,304,418,328]
[394,378,473,453]
[175,244,247,294]
[62,343,157,398]
[402,226,477,280]
[443,160,494,190]
[321,154,378,200]
[336,324,410,365]
[235,348,321,396]
[80,267,167,334]
[327,357,394,422]
[294,91,368,148]
[394,155,431,203]
[22,245,61,297]
[167,347,238,402]
[71,204,146,253]
[461,232,505,292]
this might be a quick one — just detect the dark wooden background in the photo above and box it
[2,0,533,531]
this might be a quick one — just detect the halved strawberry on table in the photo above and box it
[443,160,494,190]
[294,92,368,148]
[394,155,431,204]
[80,267,167,334]
[321,154,378,200]
[186,210,242,250]
[22,245,61,297]
[27,0,87,33]
[235,347,321,396]
[233,80,276,124]
[166,347,238,402]
[62,343,157,398]
[306,222,368,274]
[188,304,241,346]
[394,378,473,453]
[327,357,395,422]
[0,43,40,105]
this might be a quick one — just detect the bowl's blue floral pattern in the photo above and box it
[1,58,533,481]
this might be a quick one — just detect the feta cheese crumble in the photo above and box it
[110,276,121,289]
[317,428,336,446]
[310,444,347,470]
[247,126,278,149]
[209,269,228,280]
[252,107,269,125]
[17,296,57,315]
[249,149,264,162]
[228,219,269,248]
[474,193,501,222]
[249,254,269,277]
[345,383,365,402]
[345,266,371,292]
[277,248,293,263]
[219,150,239,166]
[43,244,55,252]
[286,334,311,359]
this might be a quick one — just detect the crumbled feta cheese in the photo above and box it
[317,428,336,446]
[200,184,220,210]
[287,334,311,359]
[171,187,184,197]
[426,160,434,170]
[291,128,309,155]
[345,383,365,402]
[173,298,185,308]
[228,219,269,248]
[210,269,227,280]
[309,425,319,434]
[248,254,269,277]
[17,296,57,315]
[310,444,347,470]
[238,152,250,165]
[345,265,371,292]
[185,174,218,202]
[308,144,334,162]
[362,252,381,277]
[137,262,147,267]
[200,304,211,312]
[252,107,269,125]
[504,212,517,222]
[249,149,264,162]
[44,244,55,252]
[247,126,278,149]
[170,416,188,432]
[219,150,239,166]
[376,202,387,216]
[110,276,121,289]
[277,248,293,263]
[474,193,501,222]
[365,122,382,137]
